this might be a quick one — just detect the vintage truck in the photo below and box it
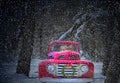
[38,40,94,83]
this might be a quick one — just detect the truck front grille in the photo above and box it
[57,64,78,77]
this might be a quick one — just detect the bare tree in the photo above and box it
[16,1,35,76]
[102,0,120,83]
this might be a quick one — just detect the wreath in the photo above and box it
[61,64,75,78]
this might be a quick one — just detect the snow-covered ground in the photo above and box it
[0,53,120,83]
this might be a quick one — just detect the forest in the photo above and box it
[0,0,120,83]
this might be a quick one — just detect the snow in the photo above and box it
[58,27,73,40]
[0,53,120,83]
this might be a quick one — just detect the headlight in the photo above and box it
[47,64,55,72]
[80,65,88,72]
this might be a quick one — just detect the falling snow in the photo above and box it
[0,0,120,83]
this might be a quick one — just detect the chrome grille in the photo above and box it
[57,64,78,76]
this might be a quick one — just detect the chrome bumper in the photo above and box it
[40,78,94,83]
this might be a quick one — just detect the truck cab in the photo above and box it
[38,41,94,79]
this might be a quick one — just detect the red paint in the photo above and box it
[38,41,94,78]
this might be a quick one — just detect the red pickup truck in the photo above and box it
[38,41,94,82]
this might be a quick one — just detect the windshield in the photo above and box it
[50,44,78,52]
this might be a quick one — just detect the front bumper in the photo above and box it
[40,77,94,83]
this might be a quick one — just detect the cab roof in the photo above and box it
[49,40,79,45]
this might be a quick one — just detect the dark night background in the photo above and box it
[0,0,120,83]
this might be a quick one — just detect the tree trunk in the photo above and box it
[105,43,120,83]
[102,0,117,75]
[104,1,120,82]
[102,29,114,75]
[89,27,96,61]
[16,1,35,76]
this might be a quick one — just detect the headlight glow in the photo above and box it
[47,64,55,72]
[80,65,88,72]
